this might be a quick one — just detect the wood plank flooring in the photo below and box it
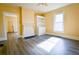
[0,33,79,55]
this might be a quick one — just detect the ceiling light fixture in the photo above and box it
[37,3,48,7]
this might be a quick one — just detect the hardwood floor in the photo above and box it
[0,33,79,55]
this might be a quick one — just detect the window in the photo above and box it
[54,13,64,32]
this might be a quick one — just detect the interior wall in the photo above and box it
[0,3,37,38]
[6,16,18,33]
[0,13,3,37]
[45,4,79,40]
[1,3,79,40]
[6,16,14,32]
[0,4,20,37]
[22,7,36,37]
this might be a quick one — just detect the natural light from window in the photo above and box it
[54,13,64,32]
[37,37,61,52]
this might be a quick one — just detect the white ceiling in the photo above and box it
[11,3,71,13]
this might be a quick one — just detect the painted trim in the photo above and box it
[2,12,20,41]
[24,35,36,39]
[19,35,24,38]
[53,13,64,33]
[3,13,7,41]
[3,12,17,17]
[46,33,79,41]
[0,37,6,41]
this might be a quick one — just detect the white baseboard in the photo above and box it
[0,37,7,41]
[46,33,79,41]
[19,35,24,38]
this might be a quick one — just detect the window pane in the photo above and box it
[55,13,64,22]
[54,13,64,32]
[54,23,64,32]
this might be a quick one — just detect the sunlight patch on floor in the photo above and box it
[37,37,61,52]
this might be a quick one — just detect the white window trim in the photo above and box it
[53,13,64,33]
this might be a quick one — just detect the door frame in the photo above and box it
[36,15,46,36]
[3,12,20,40]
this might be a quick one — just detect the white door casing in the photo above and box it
[37,16,46,35]
[2,12,20,41]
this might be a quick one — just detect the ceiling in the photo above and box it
[11,3,71,13]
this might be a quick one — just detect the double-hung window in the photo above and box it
[54,13,64,32]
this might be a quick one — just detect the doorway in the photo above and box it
[7,16,15,33]
[36,15,46,35]
[3,12,19,40]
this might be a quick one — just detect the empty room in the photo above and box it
[0,3,79,55]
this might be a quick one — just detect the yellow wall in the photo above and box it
[6,16,18,33]
[0,4,20,37]
[45,4,79,39]
[19,7,23,36]
[22,7,35,36]
[0,13,3,36]
[0,4,36,37]
[6,16,14,32]
[1,3,79,40]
